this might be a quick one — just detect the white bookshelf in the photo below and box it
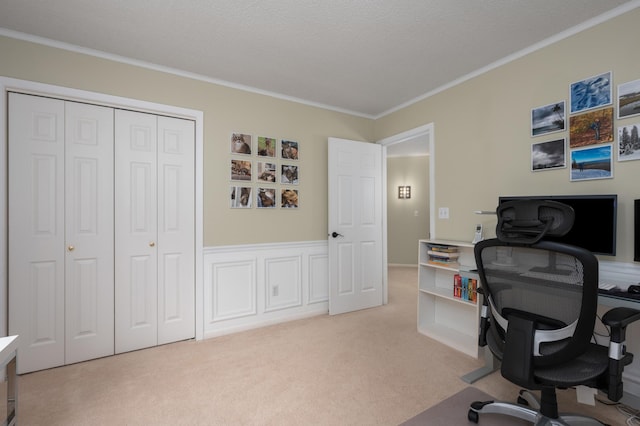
[418,239,480,358]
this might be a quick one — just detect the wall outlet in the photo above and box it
[438,207,449,219]
[273,285,279,297]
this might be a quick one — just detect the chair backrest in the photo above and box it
[475,199,599,386]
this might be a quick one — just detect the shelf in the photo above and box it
[417,240,480,359]
[419,287,477,306]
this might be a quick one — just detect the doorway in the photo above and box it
[379,124,434,266]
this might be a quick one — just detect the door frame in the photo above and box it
[378,122,435,280]
[0,77,205,340]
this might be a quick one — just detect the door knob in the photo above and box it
[149,242,156,247]
[330,232,343,238]
[67,245,75,252]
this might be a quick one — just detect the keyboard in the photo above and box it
[598,282,617,291]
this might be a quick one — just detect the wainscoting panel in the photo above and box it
[207,259,257,323]
[203,241,328,339]
[264,255,302,313]
[308,254,329,304]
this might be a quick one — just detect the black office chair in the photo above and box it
[468,199,640,425]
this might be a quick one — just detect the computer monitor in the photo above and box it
[635,199,640,262]
[498,194,617,256]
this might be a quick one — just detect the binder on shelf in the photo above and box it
[453,274,477,304]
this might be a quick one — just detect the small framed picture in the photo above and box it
[618,122,640,161]
[570,144,612,181]
[281,189,299,208]
[257,136,276,157]
[531,101,565,137]
[230,133,252,155]
[230,186,252,208]
[256,161,277,183]
[230,159,252,181]
[281,139,299,160]
[569,107,613,148]
[618,78,640,119]
[531,138,565,171]
[256,187,276,208]
[280,164,299,184]
[570,71,612,114]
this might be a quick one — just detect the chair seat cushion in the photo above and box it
[534,343,608,387]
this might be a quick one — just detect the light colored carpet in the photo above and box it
[17,266,626,425]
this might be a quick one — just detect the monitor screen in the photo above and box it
[498,194,617,256]
[635,199,640,262]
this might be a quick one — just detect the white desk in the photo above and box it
[0,336,18,426]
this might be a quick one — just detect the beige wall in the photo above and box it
[387,156,430,264]
[0,36,373,246]
[375,8,640,263]
[2,7,640,261]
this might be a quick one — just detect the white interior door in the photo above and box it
[328,137,384,315]
[157,115,195,345]
[115,109,159,353]
[64,101,115,363]
[8,93,65,373]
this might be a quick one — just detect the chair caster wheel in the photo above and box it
[468,409,479,423]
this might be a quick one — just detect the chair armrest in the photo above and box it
[602,307,640,401]
[602,307,640,343]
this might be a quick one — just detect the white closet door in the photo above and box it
[157,116,195,345]
[115,109,158,353]
[8,93,65,373]
[64,101,114,364]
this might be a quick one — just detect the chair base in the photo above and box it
[468,390,607,425]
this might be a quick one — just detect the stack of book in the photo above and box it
[426,243,459,267]
[453,274,478,303]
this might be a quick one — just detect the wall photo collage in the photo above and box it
[229,133,300,209]
[530,71,640,182]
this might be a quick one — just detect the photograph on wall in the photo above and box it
[281,139,299,160]
[570,71,612,114]
[281,189,299,208]
[257,136,276,157]
[281,164,299,184]
[256,187,276,208]
[531,101,565,136]
[618,122,640,162]
[569,107,613,148]
[570,144,612,181]
[230,133,252,155]
[618,78,640,119]
[230,186,253,208]
[531,138,565,171]
[256,161,277,182]
[230,159,252,181]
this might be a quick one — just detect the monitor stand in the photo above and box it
[529,252,573,276]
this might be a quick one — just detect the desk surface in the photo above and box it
[0,336,18,362]
[599,291,640,308]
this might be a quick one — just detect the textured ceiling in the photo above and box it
[0,0,638,118]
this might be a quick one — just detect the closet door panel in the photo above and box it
[115,109,158,353]
[64,101,114,364]
[8,93,65,373]
[157,116,195,345]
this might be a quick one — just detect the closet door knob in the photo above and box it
[149,242,156,247]
[67,245,75,252]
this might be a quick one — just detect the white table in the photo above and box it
[0,336,18,426]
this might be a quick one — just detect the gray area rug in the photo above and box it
[400,387,529,425]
